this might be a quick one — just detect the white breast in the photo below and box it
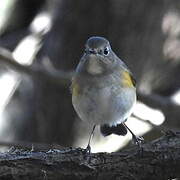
[73,83,136,126]
[87,59,103,75]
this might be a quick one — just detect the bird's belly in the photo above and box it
[72,86,136,126]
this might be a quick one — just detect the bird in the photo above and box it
[71,36,143,153]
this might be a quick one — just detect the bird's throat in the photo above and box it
[87,59,103,75]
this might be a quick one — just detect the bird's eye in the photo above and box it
[103,47,109,56]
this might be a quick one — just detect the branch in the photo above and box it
[138,91,180,128]
[0,131,180,180]
[0,47,72,86]
[0,140,64,151]
[137,91,174,110]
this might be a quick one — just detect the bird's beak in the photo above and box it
[87,49,98,55]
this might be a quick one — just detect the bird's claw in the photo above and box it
[82,144,91,154]
[132,136,144,156]
[132,136,144,146]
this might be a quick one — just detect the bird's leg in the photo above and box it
[123,123,144,148]
[85,125,96,154]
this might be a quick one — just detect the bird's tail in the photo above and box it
[100,123,127,136]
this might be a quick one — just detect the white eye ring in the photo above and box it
[103,47,109,56]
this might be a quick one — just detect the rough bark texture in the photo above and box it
[0,131,179,180]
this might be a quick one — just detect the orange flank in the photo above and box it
[72,79,80,97]
[122,71,136,88]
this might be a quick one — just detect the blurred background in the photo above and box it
[0,0,180,153]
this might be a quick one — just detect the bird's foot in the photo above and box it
[82,144,91,155]
[132,136,144,146]
[132,135,144,156]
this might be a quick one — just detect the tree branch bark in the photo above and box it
[138,91,180,128]
[0,47,72,86]
[0,131,179,180]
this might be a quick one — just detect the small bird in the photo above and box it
[72,36,143,152]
